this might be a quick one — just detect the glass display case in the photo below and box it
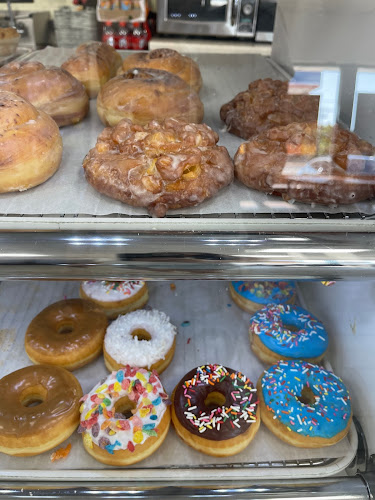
[0,0,374,498]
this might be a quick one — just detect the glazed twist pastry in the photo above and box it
[0,61,89,127]
[220,78,319,140]
[234,122,375,205]
[97,68,204,127]
[0,91,62,193]
[83,118,234,217]
[62,42,122,98]
[118,48,202,93]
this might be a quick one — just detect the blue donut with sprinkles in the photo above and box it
[257,360,352,447]
[229,281,296,314]
[249,304,328,364]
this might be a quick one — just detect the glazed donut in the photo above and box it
[0,61,89,127]
[80,280,148,319]
[25,299,108,371]
[104,309,177,374]
[62,42,122,98]
[229,281,296,314]
[257,360,352,447]
[0,91,62,193]
[249,304,329,365]
[172,364,260,457]
[0,27,19,56]
[79,366,170,465]
[220,78,319,140]
[96,68,203,127]
[118,48,202,93]
[0,365,82,456]
[83,118,233,217]
[234,122,375,205]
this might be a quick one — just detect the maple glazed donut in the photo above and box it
[257,360,352,448]
[118,48,202,93]
[0,91,62,193]
[249,304,329,365]
[0,61,89,127]
[229,281,296,314]
[25,299,108,371]
[83,118,234,217]
[80,280,149,319]
[104,309,177,374]
[79,366,170,465]
[234,122,375,205]
[96,67,203,127]
[0,365,82,456]
[172,364,260,457]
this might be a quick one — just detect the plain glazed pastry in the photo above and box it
[0,61,89,127]
[229,281,296,314]
[0,365,82,456]
[172,364,260,456]
[118,48,202,93]
[79,366,170,465]
[25,299,108,371]
[104,309,177,374]
[220,78,319,140]
[80,280,149,319]
[83,118,233,217]
[0,27,19,56]
[234,122,375,205]
[257,360,352,448]
[249,304,329,364]
[0,91,63,193]
[96,68,203,127]
[62,42,122,98]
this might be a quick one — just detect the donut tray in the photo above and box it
[0,280,358,481]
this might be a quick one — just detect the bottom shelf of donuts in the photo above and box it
[0,280,357,481]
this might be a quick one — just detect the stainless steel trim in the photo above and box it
[1,230,375,279]
[0,476,370,499]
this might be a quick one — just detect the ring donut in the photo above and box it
[229,281,296,314]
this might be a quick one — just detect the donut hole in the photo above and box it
[297,385,316,406]
[20,385,47,408]
[204,391,226,411]
[114,396,136,419]
[57,322,74,335]
[282,323,300,333]
[131,328,152,342]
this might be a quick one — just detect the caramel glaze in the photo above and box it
[25,299,107,358]
[173,366,258,441]
[0,365,82,440]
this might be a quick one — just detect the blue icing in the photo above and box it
[250,304,328,358]
[232,281,296,306]
[261,360,351,438]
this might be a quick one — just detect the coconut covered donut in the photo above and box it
[83,117,234,217]
[79,366,170,465]
[257,360,352,447]
[104,309,177,374]
[234,122,375,205]
[80,280,149,319]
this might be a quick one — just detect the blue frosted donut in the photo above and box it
[250,304,328,359]
[259,360,351,440]
[231,281,296,306]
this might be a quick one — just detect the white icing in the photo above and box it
[81,280,145,302]
[104,309,176,368]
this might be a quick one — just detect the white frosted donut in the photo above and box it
[79,281,149,320]
[103,309,177,374]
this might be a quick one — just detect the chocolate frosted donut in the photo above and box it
[97,67,204,127]
[220,78,319,140]
[83,118,233,217]
[234,122,375,205]
[172,364,260,456]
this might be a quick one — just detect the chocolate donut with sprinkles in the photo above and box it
[257,360,352,448]
[249,304,329,365]
[79,366,170,465]
[229,281,296,314]
[172,364,260,456]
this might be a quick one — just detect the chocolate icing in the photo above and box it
[173,364,258,441]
